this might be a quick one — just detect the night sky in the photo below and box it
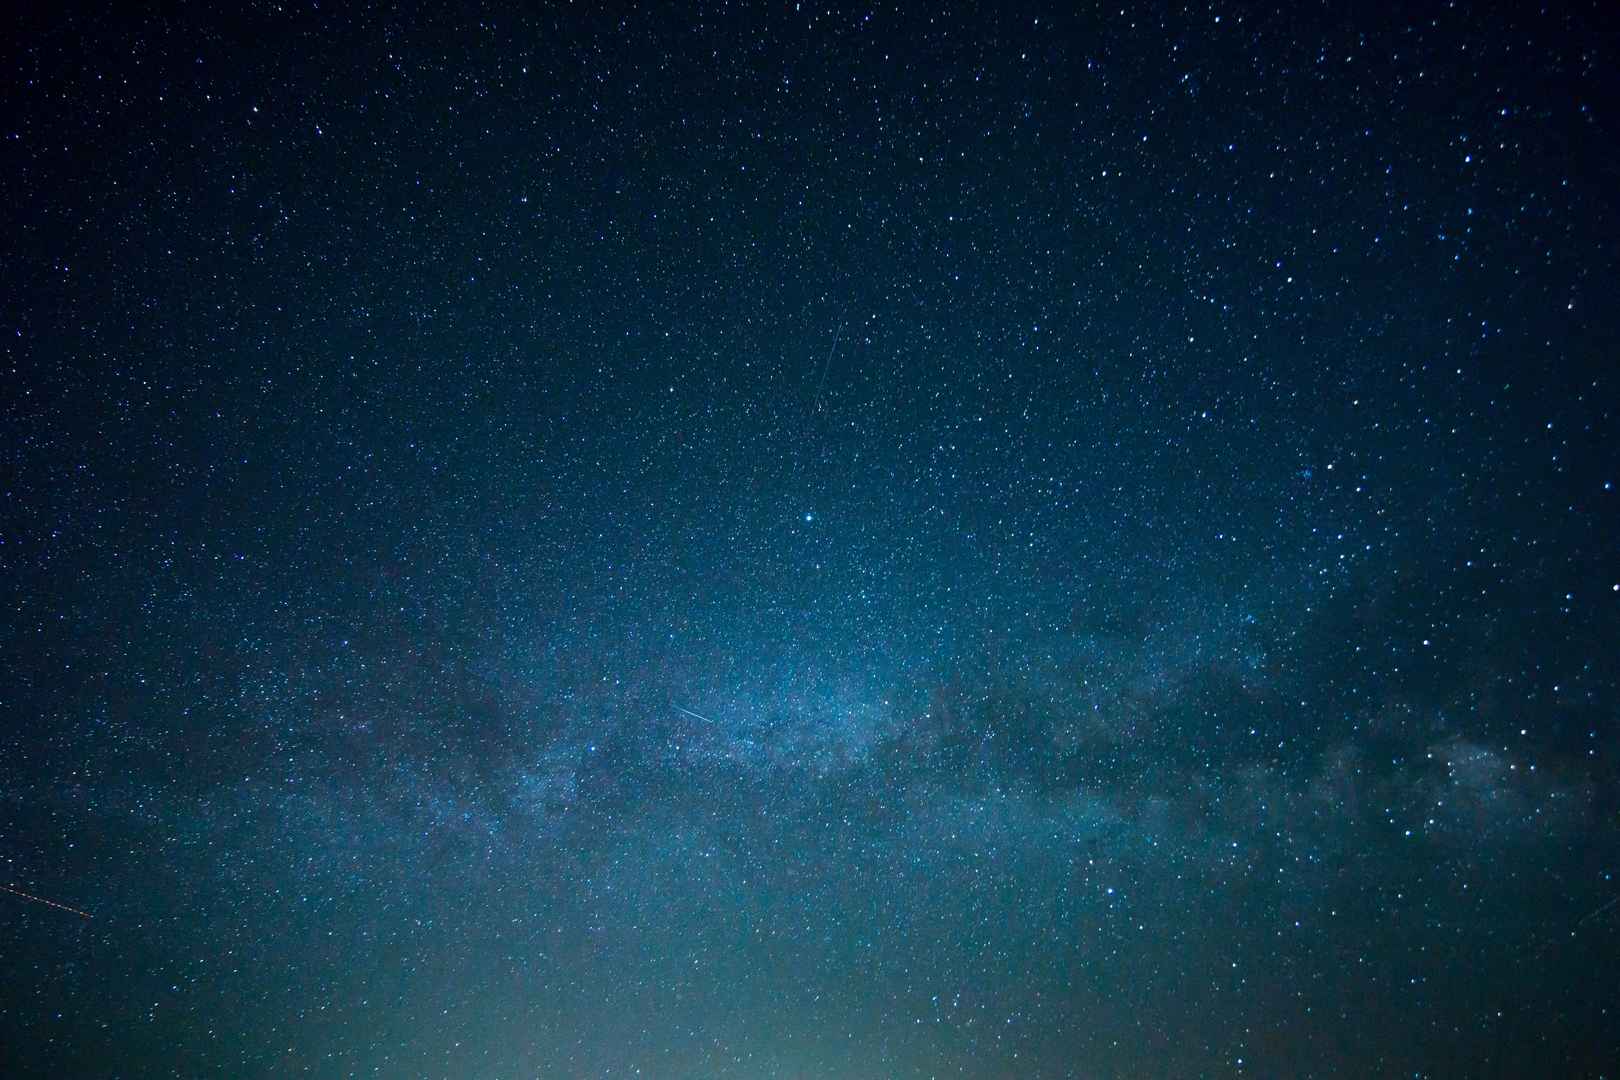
[4,3,1619,1077]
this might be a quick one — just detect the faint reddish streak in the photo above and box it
[0,883,93,919]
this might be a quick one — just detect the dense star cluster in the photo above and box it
[3,3,1618,1076]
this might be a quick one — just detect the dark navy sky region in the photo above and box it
[4,3,1618,1076]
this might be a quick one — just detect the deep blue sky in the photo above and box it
[3,2,1618,1076]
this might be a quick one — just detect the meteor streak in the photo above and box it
[1,882,93,919]
[673,705,716,725]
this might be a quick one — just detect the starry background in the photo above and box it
[3,2,1619,1077]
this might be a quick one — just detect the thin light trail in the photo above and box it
[1528,893,1620,959]
[673,705,716,724]
[1566,893,1620,936]
[1,882,93,919]
[810,320,845,415]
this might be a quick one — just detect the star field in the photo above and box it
[3,3,1618,1076]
